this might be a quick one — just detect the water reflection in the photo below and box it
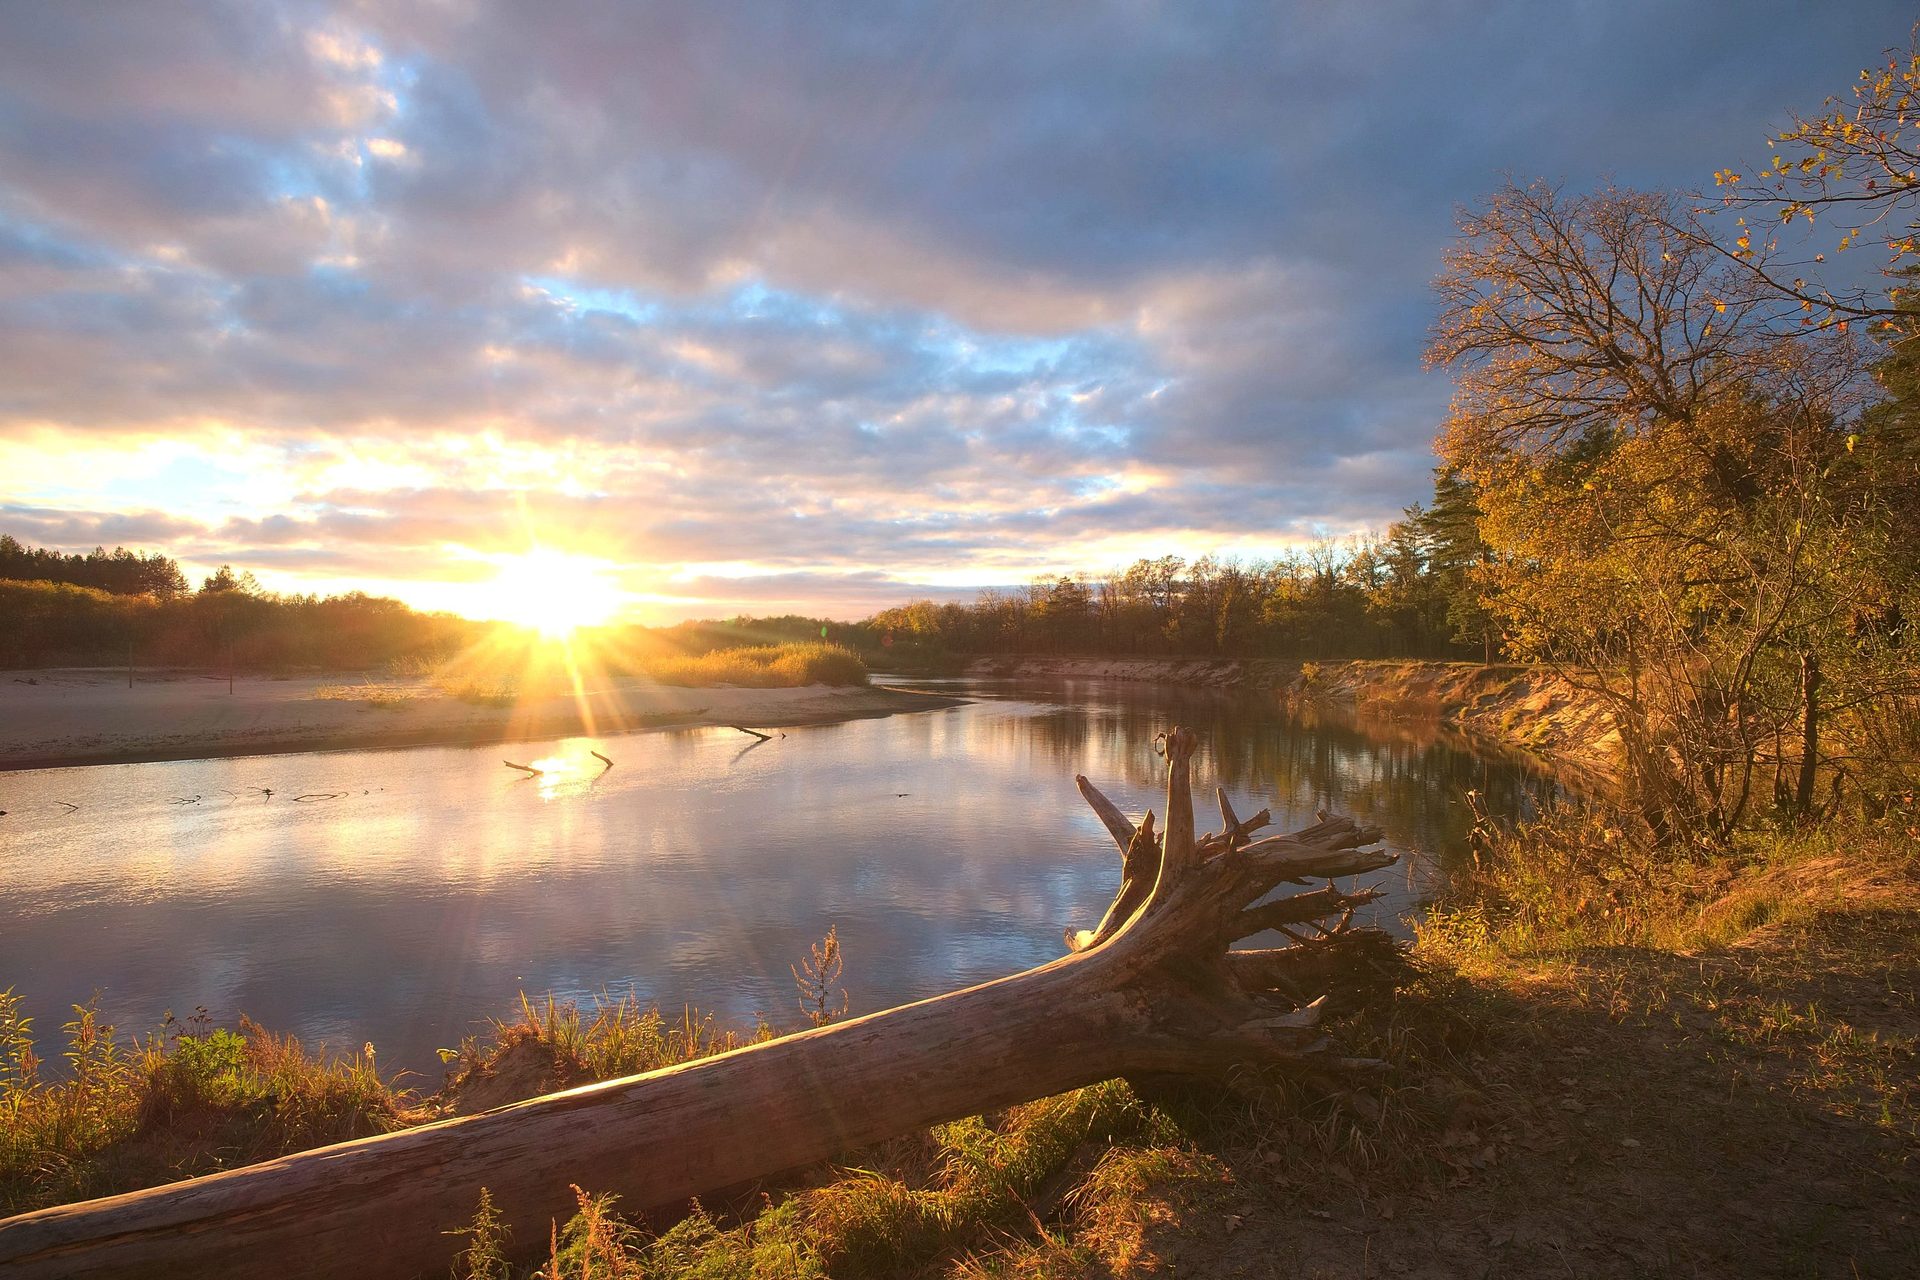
[0,678,1557,1079]
[958,677,1554,859]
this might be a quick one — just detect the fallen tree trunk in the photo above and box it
[0,725,1399,1279]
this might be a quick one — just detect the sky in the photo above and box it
[1,1,1912,623]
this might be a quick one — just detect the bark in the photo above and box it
[0,725,1400,1280]
[1796,649,1820,818]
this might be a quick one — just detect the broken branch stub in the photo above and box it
[0,723,1402,1280]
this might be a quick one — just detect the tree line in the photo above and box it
[862,496,1492,665]
[0,535,189,598]
[0,571,482,671]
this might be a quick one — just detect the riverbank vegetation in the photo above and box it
[0,576,485,672]
[0,995,404,1216]
[0,991,766,1219]
[643,642,868,689]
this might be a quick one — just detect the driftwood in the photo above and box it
[0,725,1399,1279]
[728,724,773,741]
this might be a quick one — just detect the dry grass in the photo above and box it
[0,1000,403,1215]
[645,643,867,689]
[0,987,771,1218]
[312,679,419,709]
[1416,794,1920,967]
[435,674,522,706]
[436,993,773,1115]
[315,665,520,708]
[454,1078,1168,1279]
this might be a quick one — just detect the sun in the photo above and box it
[479,549,624,638]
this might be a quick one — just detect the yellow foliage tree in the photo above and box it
[1430,181,1887,844]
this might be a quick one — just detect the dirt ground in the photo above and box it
[1107,902,1919,1279]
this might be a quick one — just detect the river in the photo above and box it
[0,676,1555,1081]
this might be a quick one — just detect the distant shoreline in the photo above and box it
[967,654,1619,781]
[0,669,965,772]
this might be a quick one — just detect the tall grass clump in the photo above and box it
[646,643,868,689]
[1415,788,1920,969]
[1414,793,1656,966]
[0,995,405,1215]
[438,993,774,1110]
[435,673,521,706]
[312,679,417,709]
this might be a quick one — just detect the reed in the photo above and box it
[645,642,868,688]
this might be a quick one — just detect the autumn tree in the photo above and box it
[1705,26,1920,330]
[1430,180,1881,842]
[1028,575,1096,652]
[1819,279,1920,805]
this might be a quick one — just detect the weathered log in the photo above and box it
[0,724,1399,1279]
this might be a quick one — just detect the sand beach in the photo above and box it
[0,669,959,771]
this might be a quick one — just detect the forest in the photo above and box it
[0,558,484,672]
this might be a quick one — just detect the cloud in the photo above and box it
[0,504,203,548]
[1,0,1911,618]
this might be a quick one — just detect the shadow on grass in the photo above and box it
[1117,906,1919,1280]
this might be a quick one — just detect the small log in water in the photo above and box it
[0,725,1400,1279]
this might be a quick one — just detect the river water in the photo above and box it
[0,677,1555,1081]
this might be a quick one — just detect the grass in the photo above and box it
[0,999,402,1215]
[462,1078,1173,1280]
[436,994,775,1113]
[645,643,868,689]
[1416,790,1920,965]
[313,679,419,709]
[436,674,523,706]
[331,640,872,706]
[0,991,765,1218]
[314,666,518,707]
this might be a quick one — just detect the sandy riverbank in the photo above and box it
[0,669,962,771]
